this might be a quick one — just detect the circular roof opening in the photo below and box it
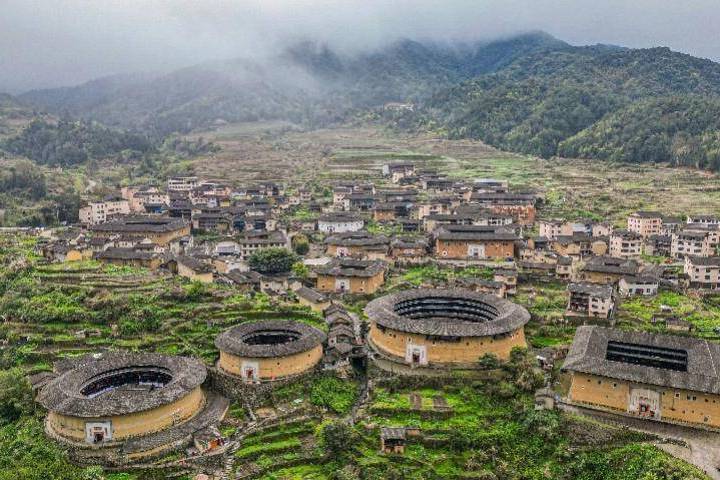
[80,366,173,398]
[365,289,530,337]
[215,320,327,358]
[241,330,301,346]
[393,296,499,323]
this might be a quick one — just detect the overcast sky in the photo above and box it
[1,0,719,93]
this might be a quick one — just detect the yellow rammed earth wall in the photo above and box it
[369,322,526,363]
[569,372,720,428]
[316,272,384,294]
[218,344,323,380]
[47,386,205,443]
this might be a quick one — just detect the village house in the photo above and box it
[470,178,509,194]
[609,229,643,259]
[315,258,386,294]
[494,268,518,295]
[627,211,663,237]
[434,225,518,261]
[564,326,720,429]
[578,256,640,284]
[660,216,684,235]
[687,214,720,226]
[644,234,672,257]
[173,255,214,283]
[89,216,191,246]
[550,233,607,258]
[325,231,390,260]
[422,214,474,233]
[390,237,428,265]
[167,176,199,191]
[556,256,573,280]
[382,163,416,183]
[420,175,456,192]
[671,229,714,258]
[566,282,615,319]
[323,305,359,368]
[380,428,407,454]
[317,212,364,233]
[192,211,232,233]
[94,247,164,270]
[332,186,352,207]
[342,193,376,212]
[236,230,288,260]
[684,255,720,290]
[457,277,506,297]
[121,185,169,213]
[538,219,567,240]
[221,270,262,291]
[467,192,537,225]
[372,203,399,222]
[79,197,130,225]
[416,197,456,219]
[294,286,331,312]
[618,276,659,297]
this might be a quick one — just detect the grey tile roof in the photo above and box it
[37,352,206,417]
[215,320,326,358]
[89,216,188,234]
[316,258,387,278]
[563,326,720,395]
[365,289,529,337]
[568,282,614,298]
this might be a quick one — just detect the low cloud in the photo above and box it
[1,0,718,92]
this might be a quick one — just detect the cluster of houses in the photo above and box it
[39,169,720,329]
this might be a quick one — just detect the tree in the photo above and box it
[317,420,355,457]
[291,261,309,279]
[478,352,500,370]
[0,368,33,425]
[248,248,297,274]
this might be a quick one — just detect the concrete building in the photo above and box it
[671,229,714,258]
[566,283,614,319]
[627,211,663,237]
[365,289,530,368]
[79,198,130,225]
[609,230,643,259]
[215,321,325,382]
[618,276,659,297]
[317,213,364,234]
[684,256,720,290]
[564,326,720,429]
[167,176,199,192]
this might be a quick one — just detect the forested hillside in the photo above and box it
[558,96,720,169]
[421,46,720,163]
[2,119,153,167]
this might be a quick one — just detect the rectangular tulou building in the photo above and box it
[563,326,720,429]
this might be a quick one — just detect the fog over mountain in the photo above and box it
[2,0,720,93]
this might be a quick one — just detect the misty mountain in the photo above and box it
[13,31,720,171]
[18,32,565,136]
